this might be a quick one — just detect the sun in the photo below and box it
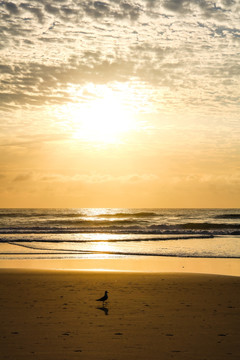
[70,93,136,144]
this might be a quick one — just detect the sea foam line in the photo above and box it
[0,234,214,243]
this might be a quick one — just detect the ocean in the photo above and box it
[0,208,239,260]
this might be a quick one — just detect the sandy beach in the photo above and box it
[0,268,239,360]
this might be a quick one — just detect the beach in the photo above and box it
[1,208,240,359]
[1,268,240,360]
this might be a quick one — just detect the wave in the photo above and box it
[2,245,239,259]
[0,212,160,221]
[0,227,240,236]
[3,219,240,229]
[0,212,85,218]
[0,234,214,244]
[179,222,240,230]
[2,252,239,259]
[5,219,139,226]
[95,212,160,218]
[0,212,30,218]
[51,219,138,226]
[215,214,240,219]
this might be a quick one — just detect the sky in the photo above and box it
[0,0,239,208]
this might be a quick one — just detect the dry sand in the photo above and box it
[0,269,239,360]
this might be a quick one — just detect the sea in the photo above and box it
[0,208,239,260]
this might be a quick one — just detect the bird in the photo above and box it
[96,291,108,304]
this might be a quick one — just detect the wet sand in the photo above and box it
[0,269,240,360]
[0,256,240,276]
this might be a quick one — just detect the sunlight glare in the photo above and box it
[71,94,136,144]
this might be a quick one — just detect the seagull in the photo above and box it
[96,291,108,304]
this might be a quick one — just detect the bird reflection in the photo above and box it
[97,306,109,316]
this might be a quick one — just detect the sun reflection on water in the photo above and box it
[90,240,113,255]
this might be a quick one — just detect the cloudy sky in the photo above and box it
[0,0,239,207]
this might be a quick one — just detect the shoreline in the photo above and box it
[0,256,239,276]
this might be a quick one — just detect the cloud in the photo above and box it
[44,4,60,16]
[0,1,145,25]
[13,173,32,182]
[3,170,240,202]
[161,0,238,21]
[19,3,45,23]
[170,172,240,194]
[38,172,159,184]
[2,1,19,15]
[162,0,190,14]
[0,134,70,149]
[0,57,137,108]
[0,0,239,117]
